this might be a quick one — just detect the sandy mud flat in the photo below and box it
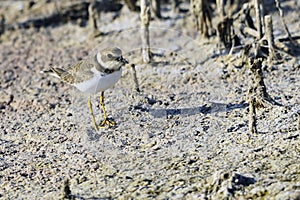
[0,0,299,199]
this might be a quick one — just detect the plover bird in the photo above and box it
[47,47,128,131]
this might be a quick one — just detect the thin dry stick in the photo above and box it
[88,2,97,31]
[0,15,4,37]
[171,0,180,13]
[243,27,259,38]
[264,15,276,62]
[217,17,235,50]
[249,97,258,134]
[228,34,236,55]
[140,0,151,63]
[216,0,225,18]
[124,0,138,11]
[130,64,140,92]
[200,0,213,38]
[298,114,300,134]
[234,3,259,38]
[151,0,161,19]
[88,2,101,37]
[274,0,296,45]
[190,0,199,30]
[254,0,263,39]
[190,0,213,38]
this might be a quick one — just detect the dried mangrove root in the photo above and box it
[248,58,281,107]
[249,97,258,134]
[140,0,151,63]
[190,0,214,38]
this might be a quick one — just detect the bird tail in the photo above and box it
[40,67,65,79]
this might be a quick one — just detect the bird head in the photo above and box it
[96,47,128,70]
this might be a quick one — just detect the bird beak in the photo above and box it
[117,56,129,65]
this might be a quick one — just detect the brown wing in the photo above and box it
[52,60,94,84]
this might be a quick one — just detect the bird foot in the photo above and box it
[99,118,116,128]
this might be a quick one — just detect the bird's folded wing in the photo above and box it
[64,60,94,84]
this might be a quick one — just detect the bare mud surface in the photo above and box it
[0,1,299,199]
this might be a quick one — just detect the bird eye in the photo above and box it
[107,54,113,58]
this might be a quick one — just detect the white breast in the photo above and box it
[73,68,122,94]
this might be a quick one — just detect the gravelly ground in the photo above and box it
[0,1,299,199]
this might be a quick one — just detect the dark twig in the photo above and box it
[62,179,73,199]
[274,0,296,45]
[249,97,258,134]
[190,0,214,38]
